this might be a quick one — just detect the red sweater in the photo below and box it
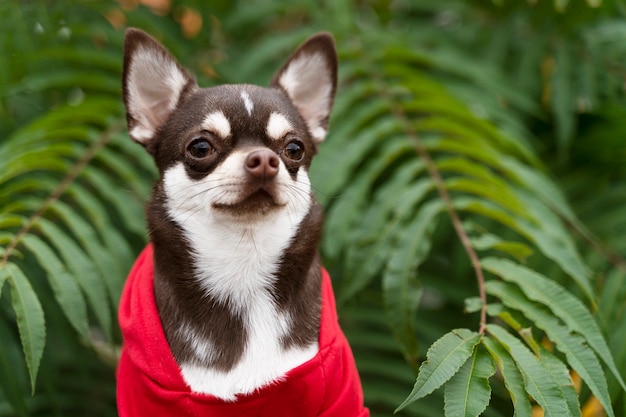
[117,245,369,417]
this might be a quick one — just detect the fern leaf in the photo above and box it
[5,71,120,96]
[551,39,575,155]
[314,116,399,202]
[540,347,581,417]
[503,158,584,234]
[396,329,480,412]
[445,176,530,219]
[81,166,146,237]
[486,280,615,417]
[33,217,112,338]
[321,173,371,262]
[482,257,625,391]
[487,324,573,416]
[352,160,428,245]
[482,337,533,417]
[598,269,626,325]
[453,197,522,234]
[47,196,130,304]
[94,146,152,198]
[20,234,88,337]
[3,263,46,394]
[443,347,496,417]
[384,199,443,361]
[467,232,533,262]
[0,263,7,297]
[346,176,434,301]
[0,313,29,416]
[513,191,594,301]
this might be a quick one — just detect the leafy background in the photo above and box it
[1,0,625,416]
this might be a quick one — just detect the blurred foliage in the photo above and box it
[1,0,625,416]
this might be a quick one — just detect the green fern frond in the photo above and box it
[307,26,621,414]
[2,1,625,416]
[0,3,152,398]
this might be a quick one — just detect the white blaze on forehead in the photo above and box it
[266,112,293,140]
[241,90,254,116]
[202,111,231,138]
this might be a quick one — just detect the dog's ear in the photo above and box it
[122,28,196,147]
[271,33,338,144]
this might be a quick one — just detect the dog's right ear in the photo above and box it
[122,28,196,147]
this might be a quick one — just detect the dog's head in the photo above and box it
[122,29,337,224]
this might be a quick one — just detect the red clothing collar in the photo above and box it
[117,244,369,417]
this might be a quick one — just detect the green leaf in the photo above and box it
[468,232,533,262]
[322,173,371,260]
[34,218,112,338]
[20,234,89,337]
[503,158,586,237]
[313,115,398,202]
[0,265,7,298]
[383,199,443,360]
[482,337,532,417]
[396,329,481,412]
[444,347,496,417]
[94,146,153,198]
[0,314,28,416]
[0,213,26,229]
[352,160,429,244]
[513,191,594,301]
[4,71,120,96]
[340,163,430,301]
[486,280,615,417]
[4,263,46,394]
[453,197,525,237]
[487,324,572,416]
[53,192,132,304]
[464,297,483,314]
[551,39,574,155]
[81,166,146,237]
[445,176,531,220]
[598,269,626,325]
[540,347,581,417]
[482,257,625,391]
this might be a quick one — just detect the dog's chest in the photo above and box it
[166,204,318,400]
[178,290,318,401]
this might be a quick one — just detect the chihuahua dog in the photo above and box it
[116,29,369,417]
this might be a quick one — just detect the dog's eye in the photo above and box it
[187,138,215,159]
[282,141,304,161]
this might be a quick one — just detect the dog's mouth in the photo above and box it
[213,187,285,215]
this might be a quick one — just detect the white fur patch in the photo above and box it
[202,111,231,139]
[310,126,327,140]
[126,45,188,144]
[177,323,216,364]
[277,52,333,143]
[129,125,154,143]
[180,304,317,401]
[162,153,316,400]
[266,112,293,140]
[241,90,254,116]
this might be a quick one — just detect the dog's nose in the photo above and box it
[245,149,280,180]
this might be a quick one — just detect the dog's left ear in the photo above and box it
[271,33,338,144]
[122,28,197,148]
